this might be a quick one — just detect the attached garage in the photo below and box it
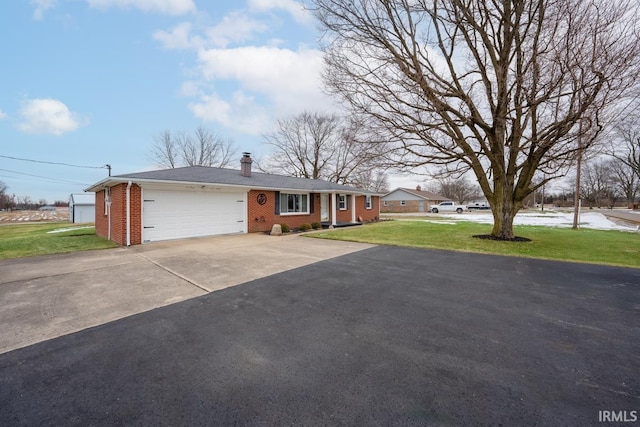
[142,188,246,243]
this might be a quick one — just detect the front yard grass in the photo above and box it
[0,222,118,260]
[309,220,640,268]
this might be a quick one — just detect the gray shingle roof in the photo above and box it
[88,166,374,194]
[382,187,447,200]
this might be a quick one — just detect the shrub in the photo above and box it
[311,222,322,230]
[299,223,312,232]
[280,223,290,233]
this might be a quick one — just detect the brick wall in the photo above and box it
[380,200,431,213]
[247,191,379,232]
[94,183,142,246]
[129,185,142,245]
[95,190,107,238]
[247,190,323,232]
[356,195,380,222]
[99,187,379,244]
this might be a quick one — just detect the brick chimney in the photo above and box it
[416,185,422,191]
[241,152,252,177]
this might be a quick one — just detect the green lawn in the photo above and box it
[309,220,640,268]
[0,222,118,260]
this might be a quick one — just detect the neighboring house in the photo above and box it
[69,193,96,223]
[38,205,56,211]
[381,187,447,213]
[85,153,380,246]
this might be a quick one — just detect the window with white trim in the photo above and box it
[279,193,309,214]
[400,200,406,206]
[365,195,373,209]
[338,194,347,210]
[383,200,388,206]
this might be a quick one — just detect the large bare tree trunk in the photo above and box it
[311,0,640,239]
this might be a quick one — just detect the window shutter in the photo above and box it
[309,193,315,213]
[275,191,280,215]
[347,195,350,210]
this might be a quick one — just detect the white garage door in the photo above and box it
[142,189,245,243]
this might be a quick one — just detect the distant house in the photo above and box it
[381,187,447,213]
[69,193,96,223]
[39,205,56,211]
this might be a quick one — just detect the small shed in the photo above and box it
[69,193,95,223]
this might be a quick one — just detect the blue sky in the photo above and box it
[0,0,366,203]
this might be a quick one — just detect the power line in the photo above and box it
[0,154,108,170]
[0,168,90,186]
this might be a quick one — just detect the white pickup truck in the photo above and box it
[430,201,466,214]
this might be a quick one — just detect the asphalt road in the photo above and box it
[596,209,640,226]
[1,246,638,426]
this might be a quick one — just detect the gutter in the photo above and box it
[85,177,373,196]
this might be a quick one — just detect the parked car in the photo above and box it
[431,201,466,214]
[467,201,491,210]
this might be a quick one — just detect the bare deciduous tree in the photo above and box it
[348,168,390,193]
[150,126,237,169]
[311,0,640,239]
[0,181,11,210]
[262,111,388,190]
[581,159,619,209]
[609,157,638,207]
[610,111,640,187]
[437,176,480,205]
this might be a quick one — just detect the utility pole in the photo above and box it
[572,124,583,229]
[105,164,112,176]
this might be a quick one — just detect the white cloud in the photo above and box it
[178,80,201,97]
[198,46,324,99]
[248,0,311,24]
[0,109,7,120]
[204,11,269,48]
[154,12,269,50]
[31,0,57,20]
[86,0,195,15]
[189,91,271,135]
[189,45,337,134]
[153,22,200,50]
[17,98,84,135]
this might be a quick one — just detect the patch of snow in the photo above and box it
[422,220,458,225]
[440,210,637,231]
[47,226,93,234]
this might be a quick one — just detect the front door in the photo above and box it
[321,194,329,222]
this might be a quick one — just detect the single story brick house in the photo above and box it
[380,187,447,213]
[85,154,380,246]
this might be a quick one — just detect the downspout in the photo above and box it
[126,180,132,246]
[331,192,337,226]
[107,188,111,241]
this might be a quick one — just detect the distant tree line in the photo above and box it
[0,182,67,210]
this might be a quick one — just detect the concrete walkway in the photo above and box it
[0,233,374,354]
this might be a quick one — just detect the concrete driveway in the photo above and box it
[0,233,374,354]
[1,245,638,425]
